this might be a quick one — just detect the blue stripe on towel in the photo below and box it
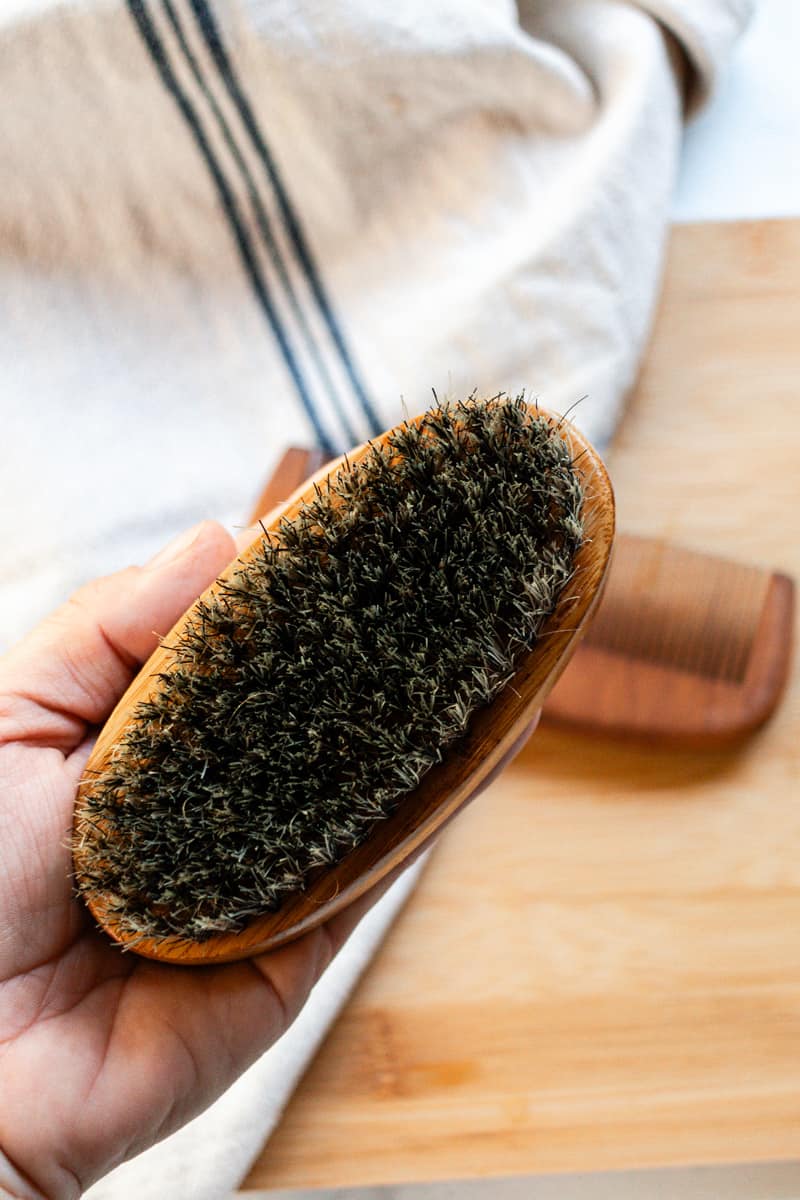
[126,0,336,452]
[191,0,383,438]
[162,0,360,448]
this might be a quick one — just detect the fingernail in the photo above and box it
[145,523,206,571]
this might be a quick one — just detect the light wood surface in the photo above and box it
[74,406,612,964]
[245,219,800,1190]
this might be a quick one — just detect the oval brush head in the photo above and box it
[72,395,614,964]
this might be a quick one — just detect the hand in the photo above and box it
[0,523,387,1199]
[0,521,539,1199]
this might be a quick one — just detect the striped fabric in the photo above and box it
[0,0,753,651]
[129,0,380,452]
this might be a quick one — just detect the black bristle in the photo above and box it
[75,394,583,941]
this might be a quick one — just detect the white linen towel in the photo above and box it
[0,1,751,1195]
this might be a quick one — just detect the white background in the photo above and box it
[673,0,800,222]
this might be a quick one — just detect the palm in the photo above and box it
[1,735,297,1194]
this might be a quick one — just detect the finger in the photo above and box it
[106,712,543,1142]
[0,521,236,748]
[145,885,396,1122]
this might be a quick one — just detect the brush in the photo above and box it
[72,394,614,964]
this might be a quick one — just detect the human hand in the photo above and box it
[0,522,392,1199]
[0,520,539,1199]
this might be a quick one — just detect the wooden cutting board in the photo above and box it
[244,219,800,1191]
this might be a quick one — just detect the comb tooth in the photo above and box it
[674,547,728,681]
[585,537,769,683]
[645,542,685,672]
[690,553,765,683]
[710,561,767,682]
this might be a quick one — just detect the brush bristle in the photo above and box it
[75,395,583,941]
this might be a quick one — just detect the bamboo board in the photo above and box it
[245,219,800,1190]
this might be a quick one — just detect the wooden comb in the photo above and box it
[544,533,794,746]
[253,452,794,750]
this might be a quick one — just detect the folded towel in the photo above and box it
[0,1,751,1195]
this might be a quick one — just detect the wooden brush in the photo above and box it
[72,396,614,964]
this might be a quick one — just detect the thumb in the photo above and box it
[0,521,236,749]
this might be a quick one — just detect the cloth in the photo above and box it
[0,0,751,1195]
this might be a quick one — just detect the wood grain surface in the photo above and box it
[244,219,800,1190]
